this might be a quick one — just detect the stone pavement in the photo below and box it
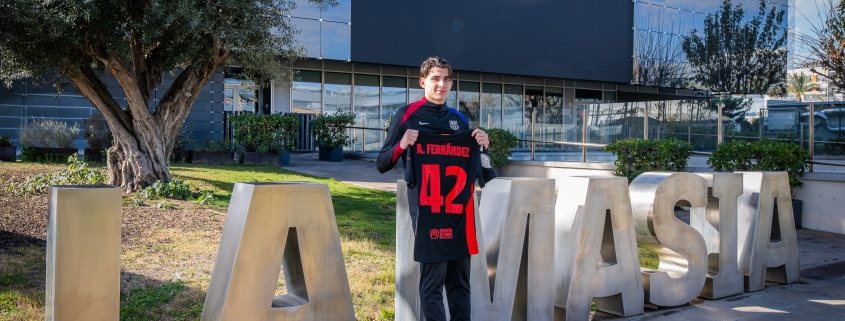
[285,152,845,320]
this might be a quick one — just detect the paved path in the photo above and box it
[284,152,845,320]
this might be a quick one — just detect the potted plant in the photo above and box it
[83,113,112,162]
[310,112,356,162]
[171,122,194,163]
[483,128,518,176]
[0,134,15,161]
[18,118,80,163]
[707,139,810,228]
[230,113,299,166]
[606,137,693,183]
[192,137,235,164]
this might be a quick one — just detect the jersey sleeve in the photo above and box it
[404,144,416,188]
[479,147,496,188]
[376,106,408,173]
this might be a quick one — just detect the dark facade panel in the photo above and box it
[351,0,634,83]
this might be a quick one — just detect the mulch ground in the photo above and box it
[0,163,226,250]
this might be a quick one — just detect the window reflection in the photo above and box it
[290,0,320,19]
[224,88,234,112]
[481,83,502,128]
[292,17,320,58]
[292,70,322,114]
[408,77,424,103]
[324,72,351,114]
[354,74,380,152]
[503,85,524,146]
[458,81,480,127]
[321,21,350,61]
[382,76,407,126]
[321,0,351,22]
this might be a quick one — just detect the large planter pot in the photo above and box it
[792,199,803,230]
[0,146,15,162]
[280,150,291,166]
[193,151,235,164]
[84,148,106,163]
[328,147,344,162]
[243,152,280,166]
[318,147,329,161]
[171,149,193,163]
[30,147,78,163]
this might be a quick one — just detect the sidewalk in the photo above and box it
[285,152,845,320]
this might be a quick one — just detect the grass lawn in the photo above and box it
[0,161,660,321]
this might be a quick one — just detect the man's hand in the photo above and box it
[400,129,419,150]
[472,129,489,149]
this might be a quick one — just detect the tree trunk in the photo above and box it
[63,47,227,192]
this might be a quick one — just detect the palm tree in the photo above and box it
[788,72,818,102]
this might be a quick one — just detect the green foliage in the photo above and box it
[119,282,185,321]
[230,113,300,153]
[201,137,231,152]
[5,154,108,195]
[709,95,753,120]
[142,180,193,200]
[606,138,694,182]
[481,128,517,167]
[309,112,357,149]
[707,139,810,192]
[825,137,845,156]
[17,118,80,148]
[0,134,12,147]
[682,0,787,94]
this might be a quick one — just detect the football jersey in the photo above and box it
[404,130,492,263]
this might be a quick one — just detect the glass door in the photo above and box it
[224,84,262,114]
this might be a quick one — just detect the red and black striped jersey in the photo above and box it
[404,130,493,263]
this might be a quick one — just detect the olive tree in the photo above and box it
[0,0,335,191]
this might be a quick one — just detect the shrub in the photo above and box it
[309,112,357,149]
[0,135,12,147]
[230,113,301,153]
[606,138,693,182]
[17,118,80,148]
[482,128,517,167]
[84,113,112,150]
[5,154,108,195]
[707,139,810,193]
[142,179,193,200]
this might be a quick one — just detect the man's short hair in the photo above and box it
[419,57,452,79]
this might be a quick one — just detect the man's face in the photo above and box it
[420,67,452,104]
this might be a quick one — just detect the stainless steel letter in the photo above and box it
[630,172,708,307]
[737,172,800,292]
[554,176,644,321]
[472,177,556,320]
[692,173,744,299]
[395,181,424,320]
[46,185,121,321]
[201,183,355,321]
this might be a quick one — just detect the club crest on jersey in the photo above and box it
[449,120,459,131]
[481,154,492,169]
[430,228,439,240]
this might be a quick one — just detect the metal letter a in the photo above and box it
[201,182,355,321]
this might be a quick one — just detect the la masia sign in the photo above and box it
[45,172,799,321]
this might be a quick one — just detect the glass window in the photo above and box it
[503,85,524,144]
[324,72,351,114]
[321,21,351,61]
[409,77,424,103]
[292,17,320,58]
[224,88,234,112]
[458,81,480,127]
[290,0,320,19]
[694,0,722,13]
[446,86,457,108]
[635,2,654,30]
[481,83,502,128]
[382,76,407,126]
[292,70,322,114]
[576,89,603,102]
[603,91,617,103]
[354,74,380,152]
[321,0,351,22]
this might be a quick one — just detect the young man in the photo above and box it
[377,57,494,320]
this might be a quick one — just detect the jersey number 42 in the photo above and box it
[419,164,467,214]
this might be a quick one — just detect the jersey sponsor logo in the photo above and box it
[430,228,439,240]
[481,154,492,169]
[416,143,470,157]
[450,120,459,131]
[439,228,453,239]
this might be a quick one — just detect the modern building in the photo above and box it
[0,0,792,155]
